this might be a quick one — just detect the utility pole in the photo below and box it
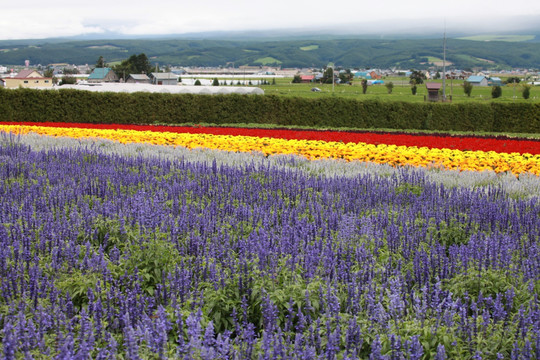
[327,62,335,93]
[442,22,447,101]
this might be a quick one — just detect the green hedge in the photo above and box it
[1,88,539,133]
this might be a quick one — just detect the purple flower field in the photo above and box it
[0,133,539,359]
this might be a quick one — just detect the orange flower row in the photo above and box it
[2,124,539,175]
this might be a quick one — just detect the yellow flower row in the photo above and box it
[2,125,540,176]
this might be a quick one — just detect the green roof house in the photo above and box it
[87,67,118,83]
[488,77,503,86]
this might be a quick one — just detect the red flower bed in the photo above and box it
[3,121,540,155]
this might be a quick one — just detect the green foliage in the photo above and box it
[505,76,521,84]
[361,79,368,94]
[385,81,394,94]
[95,55,106,68]
[443,268,532,308]
[60,75,77,85]
[338,69,353,84]
[411,82,417,96]
[292,74,302,83]
[113,53,152,81]
[522,84,531,99]
[463,81,473,97]
[194,79,201,86]
[1,88,540,133]
[409,70,425,85]
[491,85,502,98]
[43,68,54,78]
[212,77,220,86]
[321,68,334,84]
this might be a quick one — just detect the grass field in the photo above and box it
[299,44,319,51]
[256,77,540,103]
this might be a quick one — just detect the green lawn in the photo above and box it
[300,45,319,51]
[257,77,540,103]
[253,57,282,65]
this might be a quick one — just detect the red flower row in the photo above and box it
[3,121,540,155]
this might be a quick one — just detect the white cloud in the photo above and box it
[1,0,539,39]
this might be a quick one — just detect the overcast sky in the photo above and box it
[2,0,540,40]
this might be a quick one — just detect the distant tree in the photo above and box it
[522,84,531,99]
[59,76,77,85]
[95,56,106,68]
[194,79,201,86]
[505,76,521,84]
[409,70,425,85]
[463,81,473,97]
[248,80,252,85]
[43,68,54,78]
[434,71,441,79]
[385,81,394,94]
[491,85,502,98]
[410,79,417,95]
[113,53,153,81]
[339,69,353,84]
[292,74,302,83]
[178,76,182,83]
[361,79,368,94]
[321,68,334,84]
[272,78,276,85]
[63,67,79,75]
[212,78,219,86]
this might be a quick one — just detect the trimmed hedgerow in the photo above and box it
[0,88,539,133]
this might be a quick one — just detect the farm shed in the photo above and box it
[150,72,178,85]
[126,74,151,84]
[466,75,488,87]
[425,82,442,102]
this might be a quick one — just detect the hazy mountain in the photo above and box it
[1,16,539,69]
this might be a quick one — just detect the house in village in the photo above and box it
[150,72,178,85]
[87,68,118,83]
[0,69,53,88]
[355,71,381,80]
[466,75,488,86]
[300,75,315,83]
[488,77,503,86]
[355,71,371,79]
[126,74,151,84]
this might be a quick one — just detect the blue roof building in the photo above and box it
[466,75,488,86]
[355,71,371,79]
[88,67,118,83]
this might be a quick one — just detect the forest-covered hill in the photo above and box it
[0,36,539,69]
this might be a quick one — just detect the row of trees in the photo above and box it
[463,81,532,99]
